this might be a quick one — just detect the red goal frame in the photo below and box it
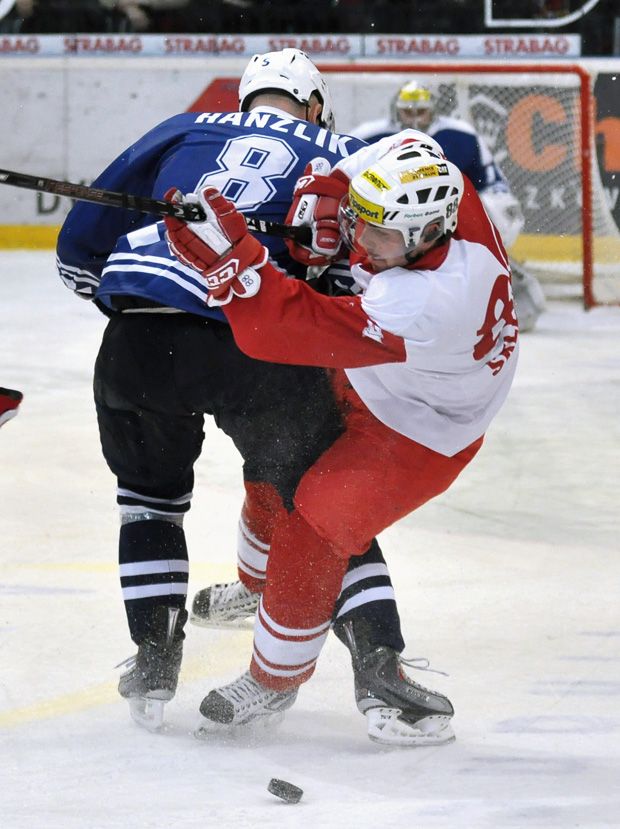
[319,63,596,308]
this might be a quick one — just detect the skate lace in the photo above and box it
[115,655,137,671]
[214,581,256,607]
[399,656,448,677]
[223,671,288,710]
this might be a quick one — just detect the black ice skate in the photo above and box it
[118,605,187,732]
[340,618,455,746]
[195,671,298,737]
[190,580,259,629]
[353,646,455,746]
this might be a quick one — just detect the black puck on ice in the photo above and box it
[268,778,303,803]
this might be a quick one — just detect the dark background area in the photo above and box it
[0,0,618,56]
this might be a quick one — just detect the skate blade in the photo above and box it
[0,409,19,427]
[128,698,166,732]
[189,612,254,631]
[194,710,285,741]
[366,708,455,747]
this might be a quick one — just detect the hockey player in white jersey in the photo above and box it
[353,80,546,332]
[163,133,519,745]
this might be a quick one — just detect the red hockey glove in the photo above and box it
[164,187,268,303]
[0,387,23,428]
[285,159,350,266]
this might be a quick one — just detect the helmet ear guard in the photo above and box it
[239,48,336,131]
[420,219,445,244]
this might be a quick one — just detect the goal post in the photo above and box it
[321,62,617,309]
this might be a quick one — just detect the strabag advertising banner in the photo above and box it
[0,32,582,59]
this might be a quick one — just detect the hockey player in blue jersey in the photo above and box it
[352,80,546,331]
[56,49,429,738]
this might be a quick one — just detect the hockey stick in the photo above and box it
[0,167,312,245]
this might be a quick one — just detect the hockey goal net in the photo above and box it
[324,63,619,309]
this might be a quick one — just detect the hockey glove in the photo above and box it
[164,187,268,304]
[0,387,23,428]
[285,159,350,266]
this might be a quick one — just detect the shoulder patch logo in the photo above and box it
[362,320,384,343]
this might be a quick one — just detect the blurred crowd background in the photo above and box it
[0,0,618,56]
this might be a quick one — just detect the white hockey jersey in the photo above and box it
[345,235,517,456]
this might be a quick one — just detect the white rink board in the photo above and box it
[1,56,619,227]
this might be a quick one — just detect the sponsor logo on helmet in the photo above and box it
[361,169,391,192]
[349,186,384,223]
[399,163,449,183]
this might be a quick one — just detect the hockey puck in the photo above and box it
[267,778,303,804]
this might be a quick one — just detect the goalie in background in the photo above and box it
[352,79,546,332]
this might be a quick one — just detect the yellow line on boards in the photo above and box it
[1,227,618,264]
[0,226,60,248]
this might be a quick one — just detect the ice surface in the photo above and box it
[1,252,619,828]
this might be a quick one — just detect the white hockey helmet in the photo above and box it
[239,48,336,131]
[339,143,464,258]
[393,80,435,130]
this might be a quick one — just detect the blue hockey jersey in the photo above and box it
[56,106,365,319]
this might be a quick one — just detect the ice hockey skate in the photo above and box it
[195,671,298,738]
[190,580,259,630]
[118,606,187,732]
[353,646,455,747]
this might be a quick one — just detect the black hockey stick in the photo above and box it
[0,167,312,245]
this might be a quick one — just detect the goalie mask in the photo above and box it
[239,48,336,132]
[339,144,464,266]
[393,81,435,131]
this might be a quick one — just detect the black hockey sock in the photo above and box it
[119,520,189,644]
[332,539,405,656]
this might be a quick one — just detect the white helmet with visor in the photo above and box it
[339,143,464,263]
[239,48,336,131]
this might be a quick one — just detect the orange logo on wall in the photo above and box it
[506,94,571,172]
[596,117,620,172]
